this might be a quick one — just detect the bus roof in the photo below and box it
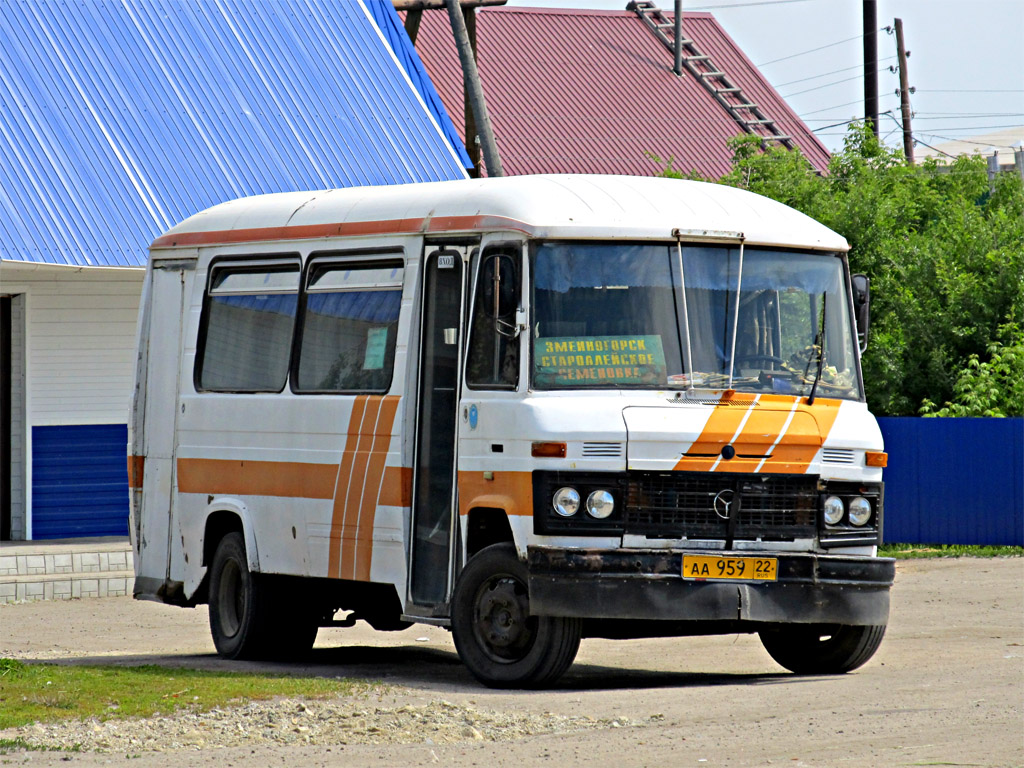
[150,175,849,253]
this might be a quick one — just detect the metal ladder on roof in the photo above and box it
[627,1,795,150]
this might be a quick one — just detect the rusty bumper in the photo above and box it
[527,547,894,626]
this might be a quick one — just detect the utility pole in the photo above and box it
[894,18,914,164]
[863,0,878,138]
[464,8,480,175]
[444,0,503,176]
[673,0,683,77]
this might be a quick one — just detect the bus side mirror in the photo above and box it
[852,273,870,353]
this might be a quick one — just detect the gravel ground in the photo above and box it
[1,557,1021,768]
[5,696,645,753]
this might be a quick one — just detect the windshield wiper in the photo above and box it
[806,293,827,405]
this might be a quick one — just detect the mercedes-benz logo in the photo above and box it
[713,489,735,520]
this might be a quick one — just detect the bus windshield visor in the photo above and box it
[530,241,863,400]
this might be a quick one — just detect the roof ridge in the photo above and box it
[481,6,715,18]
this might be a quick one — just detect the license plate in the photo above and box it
[682,555,778,582]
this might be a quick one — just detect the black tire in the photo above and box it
[451,543,581,689]
[208,532,317,660]
[759,623,886,674]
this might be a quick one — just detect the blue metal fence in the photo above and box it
[878,417,1024,546]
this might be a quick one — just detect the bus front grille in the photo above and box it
[624,472,818,541]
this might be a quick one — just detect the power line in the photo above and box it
[912,114,1024,121]
[810,111,894,133]
[911,137,957,159]
[914,111,1024,117]
[917,132,1022,149]
[799,99,863,116]
[908,124,1024,131]
[782,67,893,99]
[756,32,866,67]
[915,89,1024,94]
[773,57,896,89]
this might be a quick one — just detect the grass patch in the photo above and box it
[880,543,1023,559]
[0,737,81,755]
[0,658,368,730]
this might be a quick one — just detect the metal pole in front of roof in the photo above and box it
[445,0,504,177]
[674,0,683,77]
[863,0,879,139]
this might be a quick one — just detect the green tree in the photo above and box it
[662,126,1024,416]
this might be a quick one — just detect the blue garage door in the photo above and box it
[31,424,129,539]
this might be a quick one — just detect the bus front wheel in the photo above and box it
[451,543,581,688]
[759,623,886,674]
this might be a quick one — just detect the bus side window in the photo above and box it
[466,248,520,389]
[196,261,300,392]
[294,260,404,393]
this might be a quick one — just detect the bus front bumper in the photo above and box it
[527,547,894,626]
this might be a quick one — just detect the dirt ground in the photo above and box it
[1,557,1022,768]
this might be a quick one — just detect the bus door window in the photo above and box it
[466,247,521,390]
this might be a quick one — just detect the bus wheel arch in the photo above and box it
[451,543,581,688]
[202,502,258,572]
[464,507,514,560]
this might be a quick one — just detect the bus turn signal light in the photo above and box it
[865,451,888,467]
[532,441,567,458]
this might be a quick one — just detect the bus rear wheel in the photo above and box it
[451,543,581,688]
[208,532,317,660]
[759,623,886,674]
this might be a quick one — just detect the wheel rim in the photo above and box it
[472,573,537,663]
[217,558,244,639]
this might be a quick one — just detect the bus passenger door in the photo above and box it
[133,262,189,598]
[408,244,473,612]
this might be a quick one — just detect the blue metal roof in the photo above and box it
[0,0,470,268]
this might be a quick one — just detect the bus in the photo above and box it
[129,174,893,688]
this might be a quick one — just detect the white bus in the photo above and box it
[129,175,893,688]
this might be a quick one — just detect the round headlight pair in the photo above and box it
[553,487,615,519]
[823,495,872,526]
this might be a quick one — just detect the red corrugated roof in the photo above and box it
[410,6,830,178]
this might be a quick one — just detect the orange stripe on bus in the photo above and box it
[176,458,338,498]
[675,395,758,472]
[127,455,145,489]
[328,396,369,578]
[150,215,533,249]
[458,471,534,518]
[340,396,384,579]
[378,466,413,507]
[713,406,796,473]
[675,396,844,475]
[758,399,842,474]
[353,396,400,582]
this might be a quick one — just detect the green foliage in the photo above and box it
[658,125,1024,415]
[920,324,1024,416]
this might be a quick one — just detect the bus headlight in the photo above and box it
[823,495,845,525]
[586,490,615,519]
[553,487,580,517]
[848,496,872,526]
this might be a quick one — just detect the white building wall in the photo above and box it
[11,265,143,426]
[2,264,143,539]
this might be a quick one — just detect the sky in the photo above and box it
[507,0,1024,155]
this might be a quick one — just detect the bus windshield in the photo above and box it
[530,241,862,400]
